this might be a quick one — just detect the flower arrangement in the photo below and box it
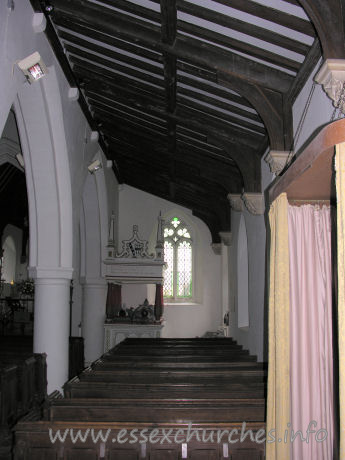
[17,278,35,297]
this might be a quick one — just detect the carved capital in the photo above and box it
[211,243,222,255]
[32,12,46,33]
[219,231,232,246]
[315,59,345,113]
[227,193,244,212]
[90,131,99,142]
[242,193,265,215]
[264,150,291,175]
[68,87,79,101]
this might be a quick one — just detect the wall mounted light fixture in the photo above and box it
[17,52,48,83]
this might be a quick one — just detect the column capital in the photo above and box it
[219,231,232,246]
[79,276,107,287]
[68,87,79,101]
[264,150,291,175]
[90,131,99,142]
[315,59,345,113]
[242,193,265,215]
[28,266,73,280]
[227,193,244,212]
[211,243,222,255]
[32,12,46,33]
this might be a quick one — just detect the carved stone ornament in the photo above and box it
[227,193,244,212]
[68,87,79,101]
[264,150,291,175]
[211,243,222,255]
[116,225,154,259]
[90,131,99,142]
[242,193,265,215]
[219,231,232,246]
[315,59,345,114]
[32,12,46,33]
[104,215,165,283]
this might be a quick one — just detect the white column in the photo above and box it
[81,278,107,365]
[33,276,70,394]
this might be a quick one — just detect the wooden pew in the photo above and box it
[0,365,18,428]
[13,338,266,459]
[48,397,265,423]
[14,420,266,459]
[77,367,266,385]
[0,353,47,459]
[64,378,265,399]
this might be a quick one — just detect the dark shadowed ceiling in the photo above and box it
[29,0,342,242]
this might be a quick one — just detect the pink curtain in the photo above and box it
[288,205,333,460]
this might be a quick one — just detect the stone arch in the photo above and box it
[80,153,109,363]
[80,152,109,280]
[12,65,73,392]
[14,67,73,275]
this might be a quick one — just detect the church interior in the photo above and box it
[1,0,345,458]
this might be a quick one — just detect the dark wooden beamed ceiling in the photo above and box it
[30,0,332,242]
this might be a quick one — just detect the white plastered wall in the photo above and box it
[118,185,222,338]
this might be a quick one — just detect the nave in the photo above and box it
[12,337,266,460]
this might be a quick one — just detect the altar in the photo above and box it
[103,213,165,352]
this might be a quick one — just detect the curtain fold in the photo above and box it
[335,142,345,459]
[288,205,333,460]
[266,192,290,460]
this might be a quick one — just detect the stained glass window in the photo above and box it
[163,217,193,300]
[163,241,174,298]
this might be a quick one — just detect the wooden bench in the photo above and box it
[64,378,266,399]
[13,337,266,459]
[14,420,265,459]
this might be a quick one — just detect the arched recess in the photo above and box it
[2,235,16,283]
[80,155,109,363]
[13,65,74,392]
[237,214,249,329]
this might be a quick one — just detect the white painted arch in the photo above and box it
[80,155,109,364]
[12,66,74,392]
